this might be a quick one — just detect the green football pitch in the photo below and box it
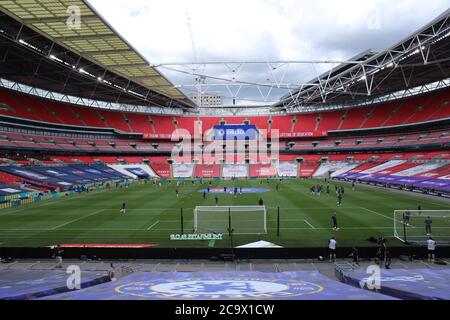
[0,179,448,248]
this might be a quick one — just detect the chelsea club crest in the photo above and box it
[115,277,324,299]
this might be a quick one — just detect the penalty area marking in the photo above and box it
[360,207,395,221]
[5,226,450,233]
[147,220,160,231]
[361,207,417,228]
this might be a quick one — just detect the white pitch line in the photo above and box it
[360,207,395,221]
[361,207,419,228]
[303,219,316,229]
[147,220,160,231]
[51,209,106,230]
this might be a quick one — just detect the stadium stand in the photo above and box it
[299,161,321,177]
[334,159,450,192]
[149,157,172,178]
[249,164,277,177]
[194,164,222,178]
[0,164,128,190]
[0,3,449,304]
[1,87,449,136]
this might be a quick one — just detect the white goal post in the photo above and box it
[394,210,450,245]
[194,206,267,235]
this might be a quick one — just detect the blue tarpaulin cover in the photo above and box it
[0,269,109,300]
[342,268,450,300]
[41,271,394,300]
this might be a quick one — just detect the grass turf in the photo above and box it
[0,179,448,248]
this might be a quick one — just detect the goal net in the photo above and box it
[194,206,267,235]
[394,210,450,245]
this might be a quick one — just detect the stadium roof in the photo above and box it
[273,9,450,112]
[0,0,194,110]
[0,3,448,115]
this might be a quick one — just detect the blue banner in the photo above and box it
[214,125,257,140]
[126,168,150,178]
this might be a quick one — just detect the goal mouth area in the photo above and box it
[393,210,450,246]
[193,206,267,235]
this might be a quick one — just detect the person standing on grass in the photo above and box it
[328,237,337,262]
[215,195,219,206]
[352,181,356,191]
[425,216,433,235]
[326,184,330,195]
[176,187,179,198]
[203,191,207,200]
[120,202,126,214]
[337,192,343,207]
[332,212,339,231]
[403,210,411,226]
[427,237,436,262]
[417,204,422,215]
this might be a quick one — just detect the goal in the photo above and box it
[194,206,267,235]
[394,210,450,245]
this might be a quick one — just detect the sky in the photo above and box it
[87,0,449,105]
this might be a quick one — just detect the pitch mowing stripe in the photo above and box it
[155,219,310,223]
[0,187,126,216]
[50,209,106,230]
[266,206,369,210]
[4,226,448,233]
[0,226,422,232]
[0,182,165,216]
[1,179,447,246]
[9,206,377,211]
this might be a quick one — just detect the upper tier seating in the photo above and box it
[1,125,448,154]
[1,87,448,137]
